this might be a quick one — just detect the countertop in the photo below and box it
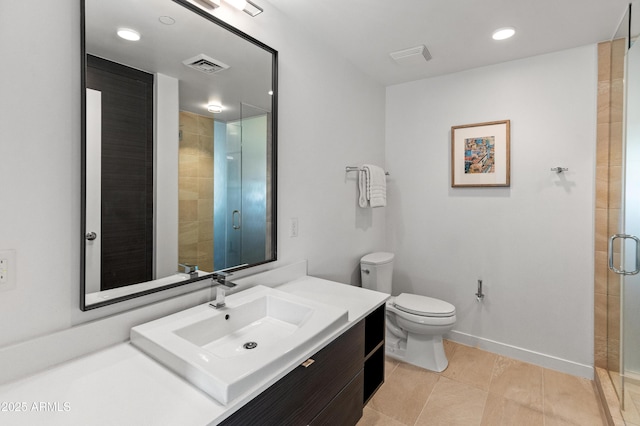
[0,276,388,425]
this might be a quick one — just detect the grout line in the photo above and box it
[412,375,440,426]
[476,356,499,424]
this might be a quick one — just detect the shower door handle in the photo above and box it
[232,210,242,230]
[608,234,640,275]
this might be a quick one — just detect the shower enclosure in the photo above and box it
[606,3,640,422]
[214,103,269,270]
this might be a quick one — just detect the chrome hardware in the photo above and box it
[85,232,97,241]
[178,263,199,277]
[301,358,315,368]
[209,272,237,309]
[550,167,568,173]
[232,210,241,230]
[608,234,640,275]
[345,166,390,176]
[475,279,485,302]
[361,268,370,275]
[243,341,258,350]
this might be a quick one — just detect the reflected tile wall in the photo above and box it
[179,111,214,273]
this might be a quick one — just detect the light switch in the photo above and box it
[289,218,298,237]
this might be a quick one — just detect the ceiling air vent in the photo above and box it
[390,45,432,66]
[182,54,230,74]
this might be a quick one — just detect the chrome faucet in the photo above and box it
[209,272,236,309]
[178,263,199,278]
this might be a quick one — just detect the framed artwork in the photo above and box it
[451,120,510,187]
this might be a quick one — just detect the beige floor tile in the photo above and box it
[357,407,407,426]
[442,344,497,391]
[623,382,640,425]
[368,362,439,425]
[443,339,459,360]
[480,393,544,426]
[543,369,606,426]
[488,356,543,411]
[415,376,487,426]
[385,358,399,379]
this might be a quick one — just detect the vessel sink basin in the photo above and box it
[130,285,348,405]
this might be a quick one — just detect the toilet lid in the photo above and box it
[394,293,456,317]
[361,252,394,265]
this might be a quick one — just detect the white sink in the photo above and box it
[130,285,348,405]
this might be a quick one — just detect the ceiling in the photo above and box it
[264,0,631,86]
[86,0,274,122]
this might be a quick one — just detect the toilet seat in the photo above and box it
[393,293,456,317]
[386,302,457,327]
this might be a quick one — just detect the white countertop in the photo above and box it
[0,276,388,426]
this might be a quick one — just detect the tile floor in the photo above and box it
[358,340,608,426]
[611,371,640,425]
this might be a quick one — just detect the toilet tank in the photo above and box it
[360,252,394,294]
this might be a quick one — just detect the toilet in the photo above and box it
[360,252,456,372]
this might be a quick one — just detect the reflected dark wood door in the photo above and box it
[86,55,154,291]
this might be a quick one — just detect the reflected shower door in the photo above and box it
[213,105,268,270]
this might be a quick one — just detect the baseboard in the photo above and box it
[447,330,593,379]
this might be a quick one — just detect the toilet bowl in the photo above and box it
[360,252,456,372]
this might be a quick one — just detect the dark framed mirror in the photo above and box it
[80,0,277,310]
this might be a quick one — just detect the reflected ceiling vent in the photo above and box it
[182,54,230,74]
[390,45,432,66]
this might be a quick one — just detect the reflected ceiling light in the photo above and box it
[241,0,263,16]
[207,104,223,113]
[224,0,247,10]
[191,0,220,11]
[268,90,273,96]
[492,27,515,41]
[117,28,141,41]
[188,0,262,16]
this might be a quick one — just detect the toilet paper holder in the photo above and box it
[476,279,485,302]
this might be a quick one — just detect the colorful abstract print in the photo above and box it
[464,136,495,174]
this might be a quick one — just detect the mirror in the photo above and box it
[81,0,277,310]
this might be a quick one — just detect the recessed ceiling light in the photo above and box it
[207,104,223,113]
[492,27,515,41]
[117,28,141,41]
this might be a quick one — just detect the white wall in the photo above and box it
[154,73,180,279]
[386,46,597,376]
[0,0,385,354]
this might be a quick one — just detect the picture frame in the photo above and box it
[451,120,510,187]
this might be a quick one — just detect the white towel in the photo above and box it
[359,164,387,208]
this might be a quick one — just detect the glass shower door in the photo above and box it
[621,19,640,416]
[609,6,640,418]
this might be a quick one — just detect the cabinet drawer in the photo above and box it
[310,370,364,426]
[221,320,365,425]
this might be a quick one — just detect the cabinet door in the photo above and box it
[220,320,364,425]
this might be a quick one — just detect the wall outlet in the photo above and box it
[0,249,16,290]
[289,217,299,237]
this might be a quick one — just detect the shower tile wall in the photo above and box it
[595,39,625,372]
[179,111,214,273]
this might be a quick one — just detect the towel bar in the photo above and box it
[345,166,390,176]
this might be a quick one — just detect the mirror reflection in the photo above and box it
[82,0,277,310]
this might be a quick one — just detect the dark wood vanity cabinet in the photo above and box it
[363,304,386,404]
[220,305,385,426]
